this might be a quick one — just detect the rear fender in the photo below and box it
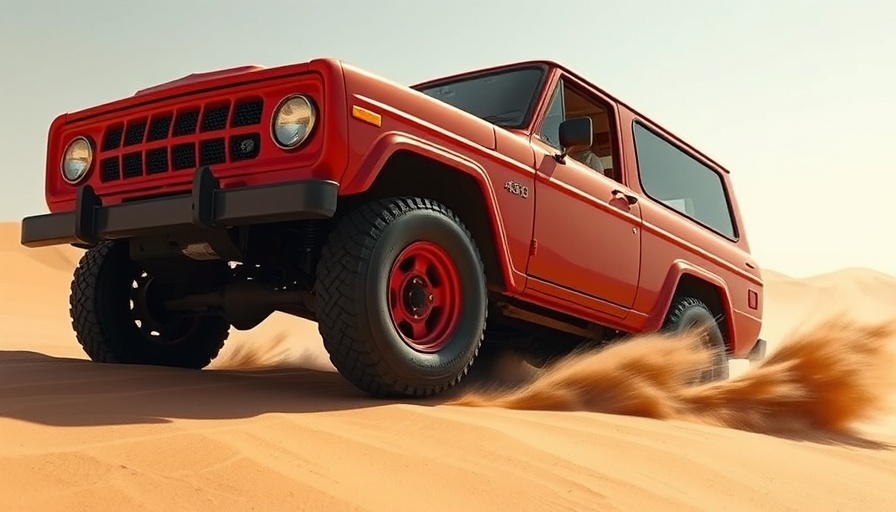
[643,260,736,349]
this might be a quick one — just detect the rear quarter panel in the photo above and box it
[617,108,764,355]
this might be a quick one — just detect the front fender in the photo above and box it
[340,131,521,292]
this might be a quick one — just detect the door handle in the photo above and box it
[612,189,638,206]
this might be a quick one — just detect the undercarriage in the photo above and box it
[128,219,328,331]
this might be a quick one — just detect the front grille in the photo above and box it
[98,96,265,183]
[201,104,230,132]
[230,133,260,162]
[124,119,147,146]
[147,115,172,142]
[102,125,123,151]
[145,148,168,174]
[199,138,227,166]
[172,143,196,171]
[173,110,201,137]
[232,99,264,127]
[122,152,143,179]
[100,157,120,181]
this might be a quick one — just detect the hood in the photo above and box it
[63,61,316,124]
[134,65,267,96]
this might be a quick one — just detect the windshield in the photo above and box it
[416,66,546,128]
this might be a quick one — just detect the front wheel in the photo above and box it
[70,241,231,369]
[314,197,488,397]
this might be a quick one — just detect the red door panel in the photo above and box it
[526,143,643,310]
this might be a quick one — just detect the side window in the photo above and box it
[632,121,737,239]
[537,78,617,180]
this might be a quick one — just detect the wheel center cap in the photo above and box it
[404,277,431,317]
[408,287,427,309]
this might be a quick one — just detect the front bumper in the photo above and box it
[21,167,339,248]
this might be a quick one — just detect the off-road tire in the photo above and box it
[662,296,729,383]
[70,241,230,369]
[314,197,488,397]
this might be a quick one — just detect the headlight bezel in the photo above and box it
[270,94,318,150]
[60,136,94,184]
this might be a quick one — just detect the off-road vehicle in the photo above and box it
[21,58,767,396]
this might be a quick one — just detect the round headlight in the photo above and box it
[61,136,93,184]
[271,94,317,149]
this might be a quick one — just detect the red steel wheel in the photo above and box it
[387,241,462,352]
[314,196,488,397]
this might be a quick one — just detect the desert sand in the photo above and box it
[1,221,895,511]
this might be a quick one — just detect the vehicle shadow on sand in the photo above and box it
[0,347,509,428]
[0,349,396,427]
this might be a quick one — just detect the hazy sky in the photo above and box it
[1,0,894,277]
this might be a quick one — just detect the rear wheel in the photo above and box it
[314,197,488,397]
[662,296,729,383]
[70,241,230,369]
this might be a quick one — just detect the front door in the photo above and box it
[525,78,642,311]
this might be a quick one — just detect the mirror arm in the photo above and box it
[553,148,569,164]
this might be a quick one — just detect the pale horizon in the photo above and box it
[2,0,894,278]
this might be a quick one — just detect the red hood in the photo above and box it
[63,61,319,123]
[134,65,267,96]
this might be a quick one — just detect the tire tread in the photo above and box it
[314,197,486,397]
[70,241,230,369]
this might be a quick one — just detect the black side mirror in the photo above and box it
[555,117,593,163]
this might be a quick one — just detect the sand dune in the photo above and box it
[2,222,896,511]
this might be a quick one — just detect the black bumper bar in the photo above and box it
[21,167,339,248]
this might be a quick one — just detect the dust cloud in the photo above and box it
[209,331,332,371]
[449,315,896,438]
[209,332,295,369]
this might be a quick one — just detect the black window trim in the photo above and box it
[631,119,740,242]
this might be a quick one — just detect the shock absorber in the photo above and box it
[297,219,324,277]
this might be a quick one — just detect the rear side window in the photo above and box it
[632,121,737,240]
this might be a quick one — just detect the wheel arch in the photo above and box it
[646,261,737,351]
[340,137,517,292]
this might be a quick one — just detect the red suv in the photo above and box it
[21,58,766,396]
